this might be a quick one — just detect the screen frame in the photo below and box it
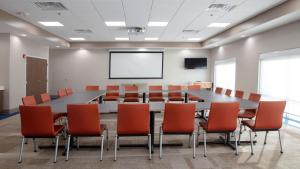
[184,58,207,69]
[109,51,164,79]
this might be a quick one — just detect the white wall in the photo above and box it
[49,49,210,94]
[9,35,49,109]
[210,20,300,96]
[0,33,10,110]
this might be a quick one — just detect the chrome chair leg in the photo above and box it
[100,135,104,161]
[54,135,59,163]
[238,123,243,145]
[249,131,254,155]
[18,137,25,163]
[148,134,151,160]
[203,131,207,157]
[114,135,118,161]
[106,129,109,151]
[66,135,71,161]
[33,138,37,152]
[278,130,283,153]
[264,131,269,144]
[234,131,238,155]
[192,132,196,159]
[159,126,163,159]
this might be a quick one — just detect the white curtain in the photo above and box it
[259,49,300,115]
[214,58,236,90]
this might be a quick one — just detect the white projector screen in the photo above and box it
[109,52,164,79]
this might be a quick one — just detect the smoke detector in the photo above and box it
[34,2,68,11]
[127,27,146,34]
[206,3,236,12]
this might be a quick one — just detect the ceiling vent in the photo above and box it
[74,29,93,34]
[182,30,199,34]
[34,2,68,11]
[127,27,146,34]
[207,3,236,12]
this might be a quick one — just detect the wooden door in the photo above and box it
[26,57,47,104]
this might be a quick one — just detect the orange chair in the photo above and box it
[40,93,51,103]
[66,104,108,161]
[159,103,196,158]
[238,93,261,119]
[85,85,100,91]
[240,101,286,155]
[65,88,73,95]
[103,85,119,101]
[215,87,223,94]
[168,85,184,102]
[148,85,164,102]
[235,90,244,99]
[188,85,203,102]
[57,89,67,98]
[225,89,232,96]
[198,102,240,156]
[114,104,151,160]
[123,85,139,102]
[22,96,37,106]
[18,106,64,163]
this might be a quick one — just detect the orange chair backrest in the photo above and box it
[225,89,232,96]
[65,88,73,95]
[235,90,244,99]
[67,104,100,136]
[149,85,163,97]
[215,87,223,94]
[163,103,196,133]
[188,85,201,91]
[254,101,286,130]
[22,96,37,106]
[85,85,100,91]
[207,102,240,132]
[168,85,182,97]
[57,89,67,98]
[124,85,138,98]
[19,105,55,137]
[40,93,51,103]
[106,85,119,97]
[248,93,261,102]
[117,104,150,135]
[124,85,138,91]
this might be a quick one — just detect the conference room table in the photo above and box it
[39,89,258,154]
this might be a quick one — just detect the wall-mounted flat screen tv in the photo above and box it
[184,58,207,69]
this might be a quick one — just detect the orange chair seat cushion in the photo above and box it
[189,96,203,101]
[103,96,119,101]
[124,98,139,102]
[149,97,165,102]
[70,124,107,136]
[53,125,65,136]
[238,110,256,119]
[168,97,184,101]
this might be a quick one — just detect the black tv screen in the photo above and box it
[184,58,207,69]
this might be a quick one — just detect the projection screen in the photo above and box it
[109,52,164,79]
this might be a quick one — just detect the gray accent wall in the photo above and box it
[49,49,211,94]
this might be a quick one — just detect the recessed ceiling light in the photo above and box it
[241,34,247,38]
[105,21,126,27]
[69,37,86,41]
[20,34,27,37]
[39,21,64,27]
[148,22,168,27]
[115,37,129,41]
[208,22,230,28]
[187,38,202,41]
[145,37,159,41]
[56,46,60,48]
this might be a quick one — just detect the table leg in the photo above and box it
[143,92,146,103]
[184,92,188,103]
[150,111,155,153]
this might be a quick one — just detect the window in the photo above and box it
[214,58,236,90]
[259,48,300,116]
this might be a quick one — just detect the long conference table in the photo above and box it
[40,89,259,153]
